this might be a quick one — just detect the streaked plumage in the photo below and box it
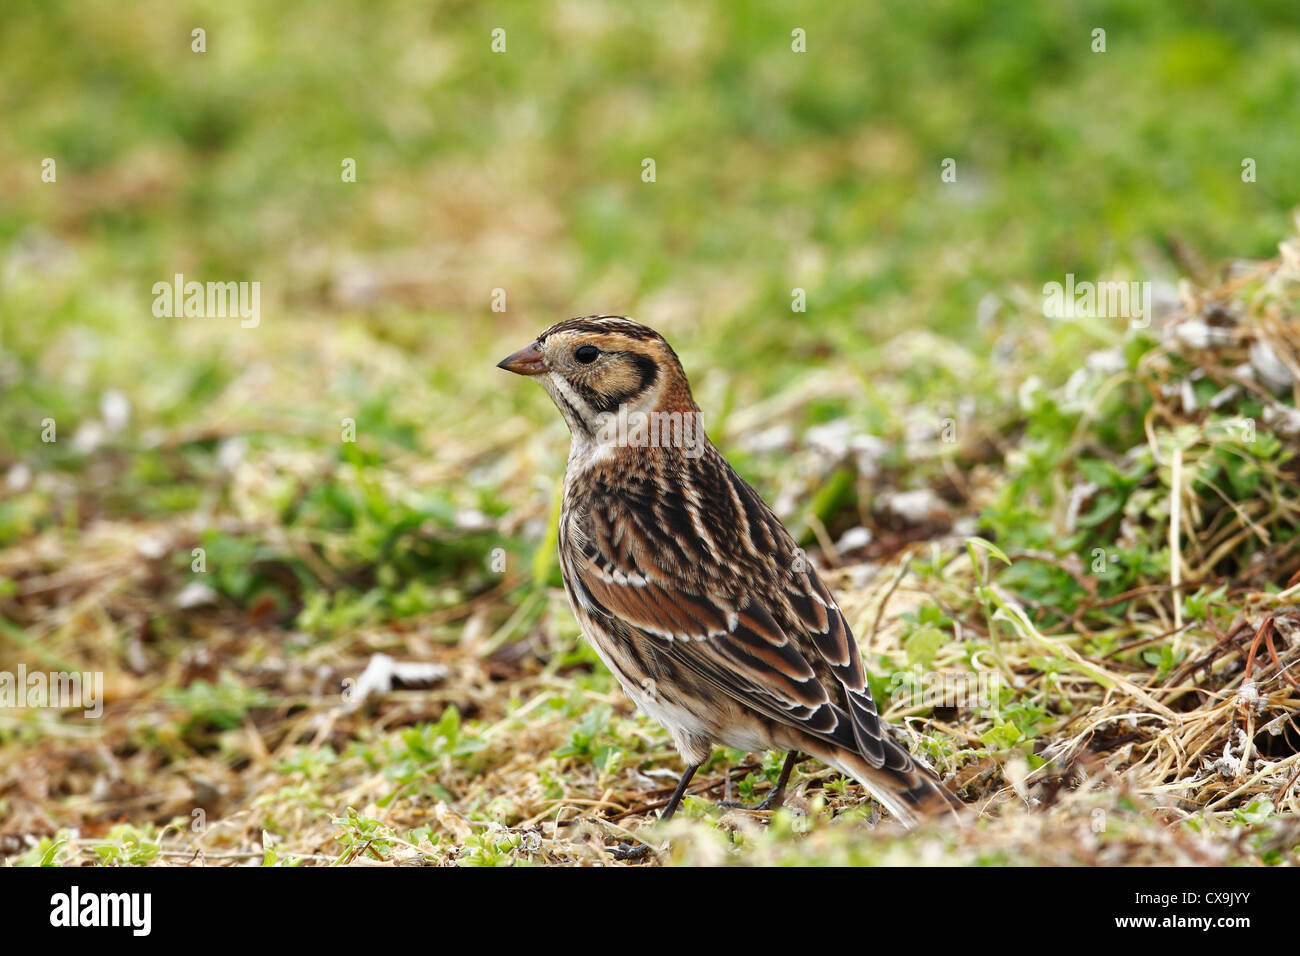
[498,315,962,826]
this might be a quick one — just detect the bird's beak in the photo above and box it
[496,341,550,376]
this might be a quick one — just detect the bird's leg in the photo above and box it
[717,751,800,812]
[659,762,700,822]
[611,762,700,861]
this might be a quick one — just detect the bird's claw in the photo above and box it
[610,841,651,861]
[716,790,783,812]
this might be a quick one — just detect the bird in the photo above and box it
[498,315,963,828]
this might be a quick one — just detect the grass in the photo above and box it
[1,0,1299,866]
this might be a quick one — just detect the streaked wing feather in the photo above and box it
[566,450,908,771]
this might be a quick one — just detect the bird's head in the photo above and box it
[497,316,700,447]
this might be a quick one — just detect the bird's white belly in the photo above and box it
[619,675,713,742]
[584,633,773,758]
[579,631,715,754]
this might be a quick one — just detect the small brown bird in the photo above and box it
[498,315,962,826]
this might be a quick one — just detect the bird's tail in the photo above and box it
[806,741,966,828]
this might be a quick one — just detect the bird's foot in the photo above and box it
[610,841,651,861]
[716,790,784,813]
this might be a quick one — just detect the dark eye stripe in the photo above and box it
[578,352,659,414]
[622,352,659,401]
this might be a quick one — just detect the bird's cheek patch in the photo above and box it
[586,353,660,414]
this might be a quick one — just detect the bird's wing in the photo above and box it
[564,458,908,772]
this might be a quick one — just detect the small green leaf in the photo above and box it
[966,536,1011,567]
[904,626,945,669]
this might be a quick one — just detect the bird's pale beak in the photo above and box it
[496,342,550,376]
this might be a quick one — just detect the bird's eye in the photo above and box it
[575,345,599,364]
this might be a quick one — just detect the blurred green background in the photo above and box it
[3,0,1299,600]
[4,0,1300,627]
